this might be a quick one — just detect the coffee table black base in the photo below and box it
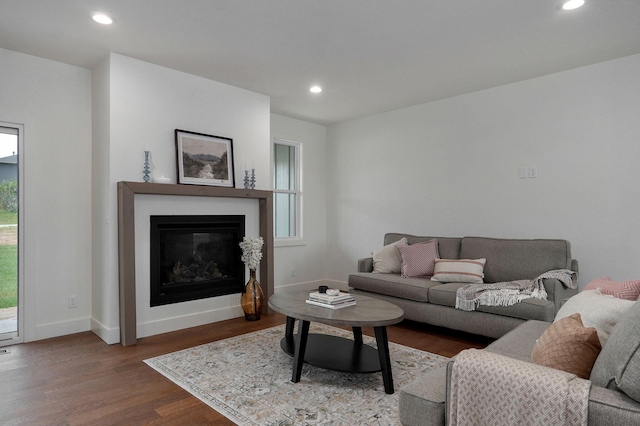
[280,333,382,373]
[281,316,395,394]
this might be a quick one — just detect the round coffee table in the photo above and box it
[268,290,404,394]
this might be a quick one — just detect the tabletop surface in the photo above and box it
[268,290,404,327]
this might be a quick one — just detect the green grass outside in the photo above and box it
[0,208,17,309]
[0,244,17,309]
[0,210,17,225]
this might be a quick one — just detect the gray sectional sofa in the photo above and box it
[349,234,579,338]
[399,300,640,425]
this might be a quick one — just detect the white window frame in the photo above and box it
[273,138,303,246]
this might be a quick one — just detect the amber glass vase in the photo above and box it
[241,269,264,320]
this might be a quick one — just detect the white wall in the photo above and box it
[91,54,271,343]
[270,114,330,291]
[0,48,92,341]
[326,53,640,288]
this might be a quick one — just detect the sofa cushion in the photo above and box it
[348,272,440,303]
[555,290,635,346]
[372,237,407,274]
[459,237,572,283]
[590,300,640,402]
[584,277,640,301]
[431,258,486,283]
[428,282,556,322]
[396,238,439,278]
[531,313,601,379]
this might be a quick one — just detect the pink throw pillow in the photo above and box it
[395,239,439,278]
[584,277,640,301]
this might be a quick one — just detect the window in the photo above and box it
[273,139,301,240]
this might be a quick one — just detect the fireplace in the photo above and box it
[118,182,273,346]
[150,215,245,306]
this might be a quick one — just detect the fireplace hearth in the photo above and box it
[150,215,245,306]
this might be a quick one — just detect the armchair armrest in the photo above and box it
[358,257,373,272]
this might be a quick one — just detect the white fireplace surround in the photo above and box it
[136,195,257,337]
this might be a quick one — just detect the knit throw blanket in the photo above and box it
[455,269,578,311]
[449,349,590,426]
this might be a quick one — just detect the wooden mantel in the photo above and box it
[117,181,274,346]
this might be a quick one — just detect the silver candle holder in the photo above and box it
[243,168,256,189]
[143,151,151,182]
[243,169,250,189]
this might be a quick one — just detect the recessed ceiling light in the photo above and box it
[310,85,322,94]
[562,0,585,11]
[92,13,114,25]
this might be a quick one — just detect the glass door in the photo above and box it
[0,126,19,345]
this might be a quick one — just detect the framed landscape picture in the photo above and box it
[175,129,235,187]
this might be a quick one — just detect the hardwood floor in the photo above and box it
[0,314,492,425]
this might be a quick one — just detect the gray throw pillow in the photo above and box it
[590,300,640,402]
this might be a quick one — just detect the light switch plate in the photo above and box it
[519,167,528,179]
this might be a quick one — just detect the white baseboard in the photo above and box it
[89,307,244,344]
[275,279,348,293]
[91,317,120,345]
[136,305,245,339]
[35,317,91,341]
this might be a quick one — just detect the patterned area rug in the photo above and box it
[145,323,449,425]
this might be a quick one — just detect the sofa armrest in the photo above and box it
[446,349,590,425]
[358,257,373,272]
[542,259,579,313]
[543,278,579,313]
[571,258,579,275]
[542,260,579,313]
[444,350,640,425]
[587,385,640,425]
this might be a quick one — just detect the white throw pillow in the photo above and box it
[431,258,486,283]
[372,237,408,274]
[555,289,635,346]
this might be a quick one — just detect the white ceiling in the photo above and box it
[2,1,640,125]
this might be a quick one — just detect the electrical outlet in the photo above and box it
[528,166,538,178]
[68,295,78,308]
[290,268,295,277]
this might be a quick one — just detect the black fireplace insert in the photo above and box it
[150,215,245,306]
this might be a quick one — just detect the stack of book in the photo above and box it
[306,291,356,309]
